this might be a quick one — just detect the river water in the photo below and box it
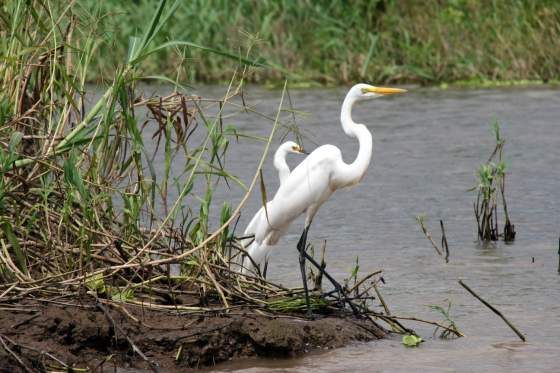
[143,85,559,372]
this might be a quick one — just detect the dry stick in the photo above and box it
[557,236,560,273]
[376,314,464,338]
[440,219,450,263]
[458,280,525,342]
[96,301,161,373]
[0,333,68,369]
[373,283,391,316]
[417,217,443,256]
[347,270,383,294]
[0,283,18,300]
[0,335,33,372]
[11,313,40,329]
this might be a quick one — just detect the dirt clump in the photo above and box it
[0,300,384,372]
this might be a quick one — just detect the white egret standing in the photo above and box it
[240,141,306,274]
[244,84,407,316]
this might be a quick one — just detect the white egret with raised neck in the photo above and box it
[242,84,407,317]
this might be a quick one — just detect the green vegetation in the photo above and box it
[473,121,516,242]
[77,0,560,85]
[428,301,462,339]
[0,0,394,329]
[0,0,282,309]
[402,334,424,347]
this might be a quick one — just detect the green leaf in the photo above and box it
[127,36,141,62]
[63,152,88,202]
[8,131,23,155]
[402,334,424,347]
[85,273,106,294]
[135,40,267,67]
[111,288,135,302]
[3,222,27,275]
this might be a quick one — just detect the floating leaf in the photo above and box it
[402,334,424,347]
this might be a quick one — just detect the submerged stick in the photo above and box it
[440,220,449,263]
[416,216,442,256]
[376,314,463,338]
[458,280,525,342]
[557,236,560,273]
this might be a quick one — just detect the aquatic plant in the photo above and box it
[428,300,462,339]
[473,121,516,242]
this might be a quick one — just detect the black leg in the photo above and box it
[297,226,313,319]
[262,259,269,279]
[301,249,363,317]
[301,251,343,304]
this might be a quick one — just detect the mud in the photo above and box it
[0,301,384,372]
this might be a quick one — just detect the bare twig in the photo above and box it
[11,313,40,329]
[416,216,443,256]
[440,220,449,263]
[458,280,525,341]
[96,301,162,373]
[0,335,33,372]
[0,333,68,368]
[374,314,464,338]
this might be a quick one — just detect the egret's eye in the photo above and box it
[292,145,298,151]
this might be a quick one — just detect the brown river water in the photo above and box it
[135,85,560,372]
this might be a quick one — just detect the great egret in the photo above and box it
[244,84,407,316]
[240,141,306,274]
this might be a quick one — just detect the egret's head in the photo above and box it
[350,83,407,101]
[282,141,308,155]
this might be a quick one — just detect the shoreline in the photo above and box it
[0,300,385,371]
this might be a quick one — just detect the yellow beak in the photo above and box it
[365,87,407,95]
[297,146,309,155]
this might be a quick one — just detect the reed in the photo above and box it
[473,121,516,242]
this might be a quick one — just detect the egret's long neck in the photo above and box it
[274,148,290,184]
[336,95,373,187]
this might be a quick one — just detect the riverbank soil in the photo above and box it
[0,301,384,372]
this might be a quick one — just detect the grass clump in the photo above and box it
[473,121,516,242]
[0,0,271,307]
[428,301,462,339]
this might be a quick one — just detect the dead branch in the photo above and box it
[458,280,525,341]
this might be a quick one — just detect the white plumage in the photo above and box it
[242,84,406,280]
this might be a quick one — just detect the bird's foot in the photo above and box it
[305,309,315,320]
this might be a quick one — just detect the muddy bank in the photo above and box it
[0,301,384,372]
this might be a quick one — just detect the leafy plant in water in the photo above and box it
[473,121,515,242]
[428,300,462,339]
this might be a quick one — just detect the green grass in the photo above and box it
[76,0,560,85]
[0,0,278,304]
